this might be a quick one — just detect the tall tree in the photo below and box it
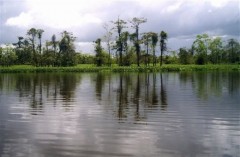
[27,28,38,65]
[130,17,147,66]
[122,31,133,66]
[59,31,76,66]
[37,29,44,54]
[51,34,58,53]
[27,28,37,53]
[112,17,127,66]
[159,31,167,66]
[103,23,113,66]
[94,38,104,66]
[142,32,151,66]
[121,31,129,52]
[150,32,158,66]
[192,34,210,64]
[226,39,240,63]
[13,36,24,48]
[59,31,75,52]
[14,37,32,64]
[209,37,223,64]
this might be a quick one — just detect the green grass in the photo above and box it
[0,64,239,73]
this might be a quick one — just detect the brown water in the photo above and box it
[0,72,239,157]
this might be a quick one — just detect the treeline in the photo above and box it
[177,34,240,65]
[94,17,168,67]
[0,29,77,67]
[88,33,240,66]
[0,17,239,67]
[95,22,240,66]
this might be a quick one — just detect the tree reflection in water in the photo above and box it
[13,73,82,114]
[106,73,169,121]
[160,73,168,110]
[95,72,106,100]
[0,72,239,122]
[178,72,240,100]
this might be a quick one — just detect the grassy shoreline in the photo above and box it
[0,64,240,73]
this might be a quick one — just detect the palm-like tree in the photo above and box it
[51,34,58,53]
[27,28,38,65]
[142,33,151,66]
[112,17,127,66]
[130,17,147,66]
[17,36,24,48]
[27,28,37,53]
[160,31,167,66]
[37,29,44,54]
[151,32,158,66]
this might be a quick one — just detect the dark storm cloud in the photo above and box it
[0,0,28,43]
[139,1,239,37]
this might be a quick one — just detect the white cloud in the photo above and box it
[5,12,33,27]
[5,0,103,29]
[208,0,229,8]
[164,2,182,13]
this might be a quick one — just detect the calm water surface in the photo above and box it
[0,72,239,157]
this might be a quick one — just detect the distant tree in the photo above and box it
[59,31,75,52]
[94,38,108,66]
[165,50,178,64]
[45,40,50,52]
[42,50,55,66]
[225,38,240,63]
[49,34,58,66]
[76,53,95,64]
[58,31,76,66]
[51,34,58,53]
[192,34,210,64]
[130,17,147,66]
[37,29,44,54]
[103,23,113,66]
[27,28,38,65]
[27,28,37,53]
[178,48,193,64]
[124,46,137,66]
[112,17,127,66]
[159,31,168,66]
[121,31,133,66]
[22,39,32,64]
[23,39,30,48]
[209,37,223,64]
[142,32,152,66]
[0,45,17,66]
[13,36,32,65]
[13,36,24,48]
[42,40,54,66]
[150,32,158,66]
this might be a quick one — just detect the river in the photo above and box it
[0,72,239,157]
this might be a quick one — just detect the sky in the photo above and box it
[0,0,239,54]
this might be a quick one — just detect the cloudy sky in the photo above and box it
[0,0,239,53]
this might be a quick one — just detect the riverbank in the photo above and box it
[0,64,240,73]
